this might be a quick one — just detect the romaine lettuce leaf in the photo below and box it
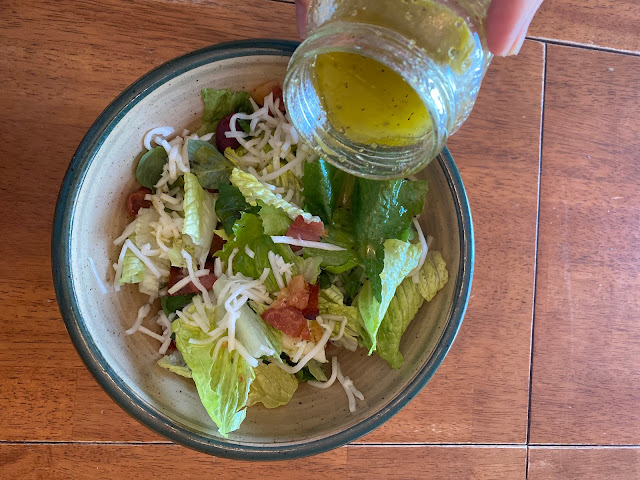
[172,311,255,437]
[302,158,348,224]
[188,140,234,190]
[417,251,449,301]
[375,250,449,368]
[355,239,421,353]
[353,178,428,302]
[230,168,317,222]
[197,88,254,135]
[182,172,217,251]
[157,354,192,379]
[119,246,145,285]
[374,278,424,369]
[258,203,292,236]
[247,363,297,408]
[293,256,323,285]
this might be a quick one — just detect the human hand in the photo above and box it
[295,0,543,56]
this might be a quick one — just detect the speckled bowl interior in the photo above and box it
[52,40,473,460]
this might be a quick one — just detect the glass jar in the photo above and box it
[284,0,492,179]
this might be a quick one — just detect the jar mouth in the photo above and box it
[284,21,454,179]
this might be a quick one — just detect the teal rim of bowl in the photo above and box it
[52,39,474,460]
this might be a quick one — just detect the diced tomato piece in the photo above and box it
[262,306,311,340]
[127,187,152,217]
[209,234,227,256]
[272,275,309,310]
[167,258,217,296]
[216,113,241,151]
[302,283,320,319]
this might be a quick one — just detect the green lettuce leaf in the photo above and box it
[119,246,145,285]
[258,203,292,236]
[230,168,316,222]
[215,183,259,236]
[247,363,298,408]
[302,226,360,274]
[374,278,424,369]
[197,88,253,135]
[301,158,348,224]
[353,178,428,302]
[161,294,195,316]
[182,172,217,251]
[338,266,365,305]
[417,251,449,301]
[293,256,323,285]
[188,140,234,190]
[136,146,168,188]
[157,355,192,379]
[172,313,255,437]
[375,250,448,368]
[355,239,421,353]
[295,359,328,382]
[217,213,296,293]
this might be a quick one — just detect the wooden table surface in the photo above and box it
[1,1,639,478]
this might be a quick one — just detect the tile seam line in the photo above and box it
[525,42,547,480]
[525,37,640,57]
[2,441,639,448]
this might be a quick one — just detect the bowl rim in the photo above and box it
[52,39,474,460]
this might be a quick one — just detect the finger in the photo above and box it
[486,0,543,56]
[296,0,311,39]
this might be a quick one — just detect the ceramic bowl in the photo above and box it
[52,40,473,460]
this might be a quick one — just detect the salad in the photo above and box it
[108,82,449,437]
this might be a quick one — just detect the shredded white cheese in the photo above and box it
[126,303,151,335]
[270,237,346,251]
[410,217,428,283]
[88,257,108,294]
[144,126,174,150]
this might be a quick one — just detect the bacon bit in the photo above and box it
[166,339,177,354]
[209,234,227,256]
[272,275,309,310]
[127,187,152,217]
[262,306,311,340]
[216,113,241,151]
[286,216,327,251]
[308,320,324,343]
[168,258,217,296]
[302,283,320,319]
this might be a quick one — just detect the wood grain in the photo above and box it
[528,448,640,480]
[0,445,526,480]
[529,0,640,53]
[530,46,640,444]
[347,446,526,479]
[360,40,543,444]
